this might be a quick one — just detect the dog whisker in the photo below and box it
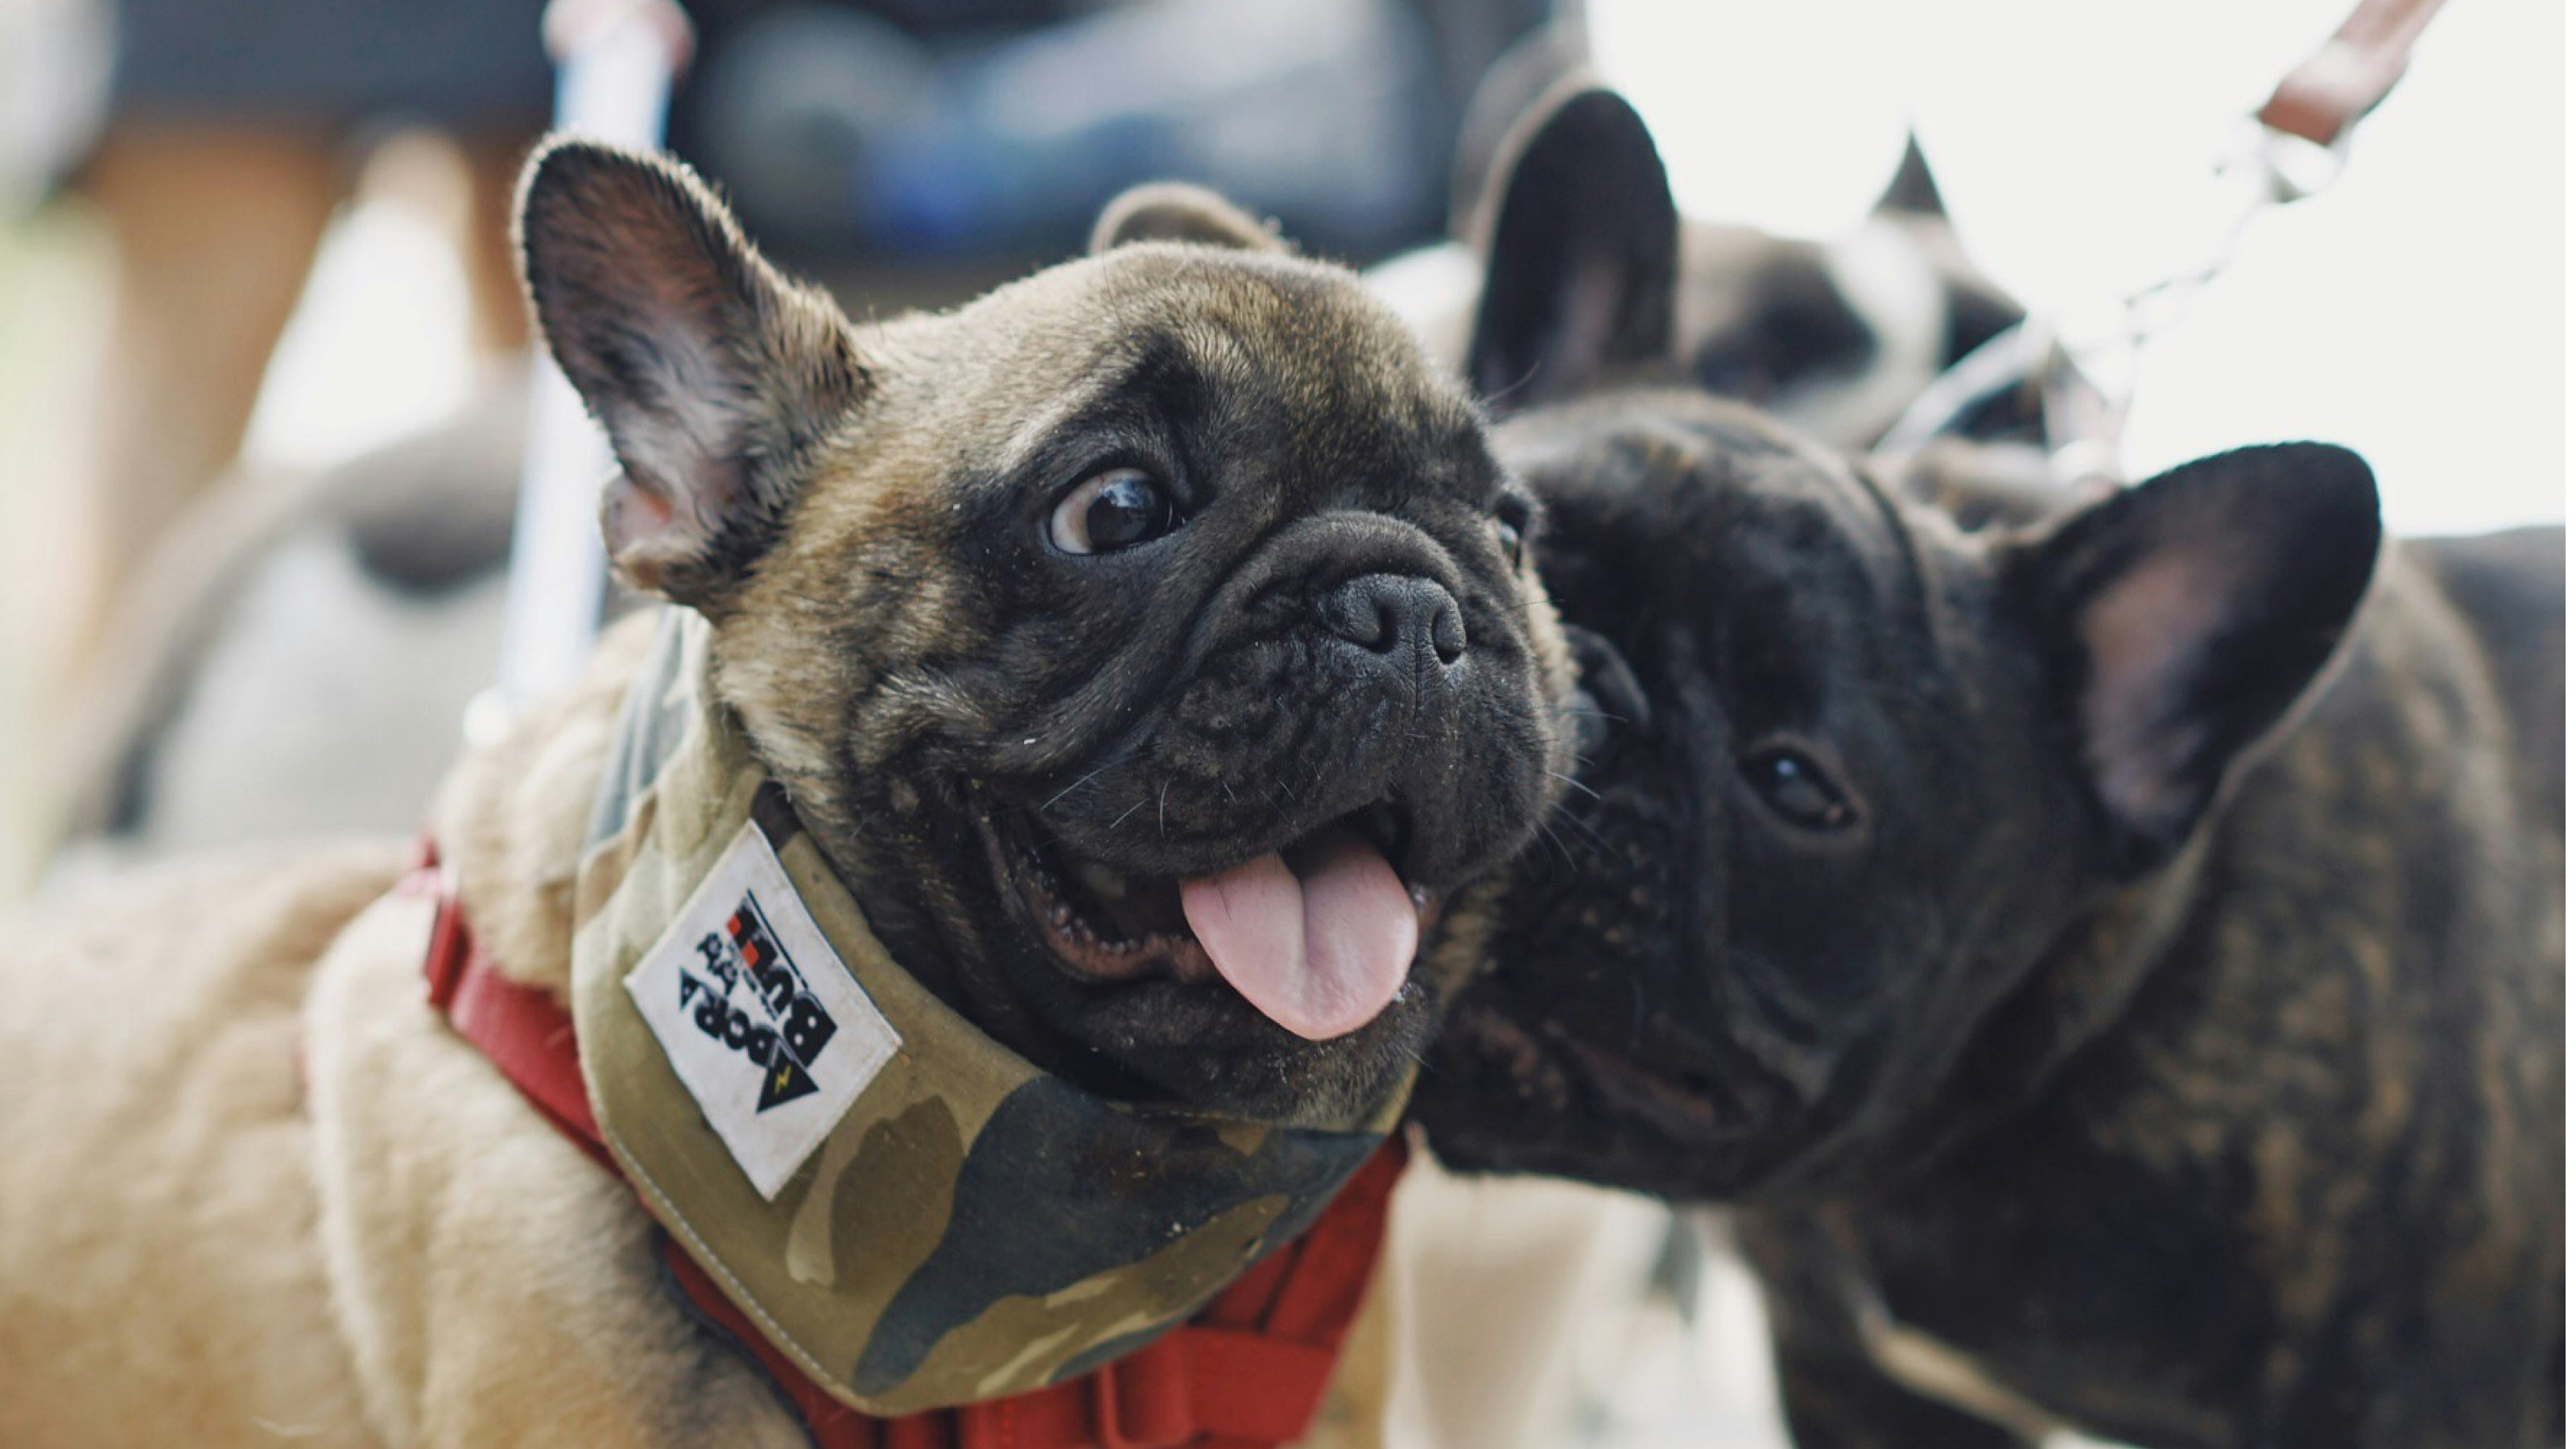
[1041,762,1114,814]
[1532,819,1577,869]
[1477,355,1551,411]
[1542,800,1612,859]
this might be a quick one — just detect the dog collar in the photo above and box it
[539,609,1406,1418]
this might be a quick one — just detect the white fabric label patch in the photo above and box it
[625,820,900,1199]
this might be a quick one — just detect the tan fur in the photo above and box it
[0,625,798,1447]
[0,844,394,1446]
[0,616,1470,1446]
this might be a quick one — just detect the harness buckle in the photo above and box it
[411,840,472,1012]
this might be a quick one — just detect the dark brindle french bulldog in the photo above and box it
[1409,143,2565,1448]
[0,142,1569,1445]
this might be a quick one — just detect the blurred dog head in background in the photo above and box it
[1373,78,2034,451]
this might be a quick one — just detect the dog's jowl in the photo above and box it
[0,142,1570,1447]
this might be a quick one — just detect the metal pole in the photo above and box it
[473,0,689,742]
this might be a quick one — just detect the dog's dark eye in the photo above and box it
[1049,468,1179,555]
[1742,745,1856,832]
[1493,495,1534,568]
[1694,344,1773,402]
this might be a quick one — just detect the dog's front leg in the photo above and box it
[1736,1212,2040,1449]
[1767,1327,2037,1449]
[303,889,804,1449]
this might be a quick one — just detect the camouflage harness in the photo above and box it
[419,611,1408,1445]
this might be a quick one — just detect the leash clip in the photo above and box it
[407,839,473,1011]
[2235,118,2347,208]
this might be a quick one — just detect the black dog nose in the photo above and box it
[1319,573,1468,666]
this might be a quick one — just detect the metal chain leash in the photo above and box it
[1871,0,2452,486]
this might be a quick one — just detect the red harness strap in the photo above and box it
[406,850,1402,1449]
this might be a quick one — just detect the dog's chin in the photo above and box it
[960,801,1443,1122]
[1059,976,1436,1125]
[1414,999,1787,1200]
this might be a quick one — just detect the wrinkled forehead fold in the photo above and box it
[1196,268,1472,444]
[1702,467,1934,731]
[961,321,1212,495]
[1748,452,1919,608]
[1630,410,1910,604]
[997,258,1470,477]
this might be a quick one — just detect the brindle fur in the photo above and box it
[1406,94,2563,1449]
[518,140,1572,1125]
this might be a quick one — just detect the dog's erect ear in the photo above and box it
[1868,131,2027,375]
[1466,81,1678,411]
[1873,132,1947,217]
[2011,443,2381,862]
[1090,183,1286,254]
[517,138,864,609]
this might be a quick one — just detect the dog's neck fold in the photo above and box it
[1850,836,2215,1183]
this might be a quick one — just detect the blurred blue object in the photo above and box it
[109,0,552,127]
[685,0,1503,262]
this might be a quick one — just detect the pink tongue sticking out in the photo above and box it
[1178,829,1418,1041]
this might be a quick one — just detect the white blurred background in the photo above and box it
[1594,0,2565,537]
